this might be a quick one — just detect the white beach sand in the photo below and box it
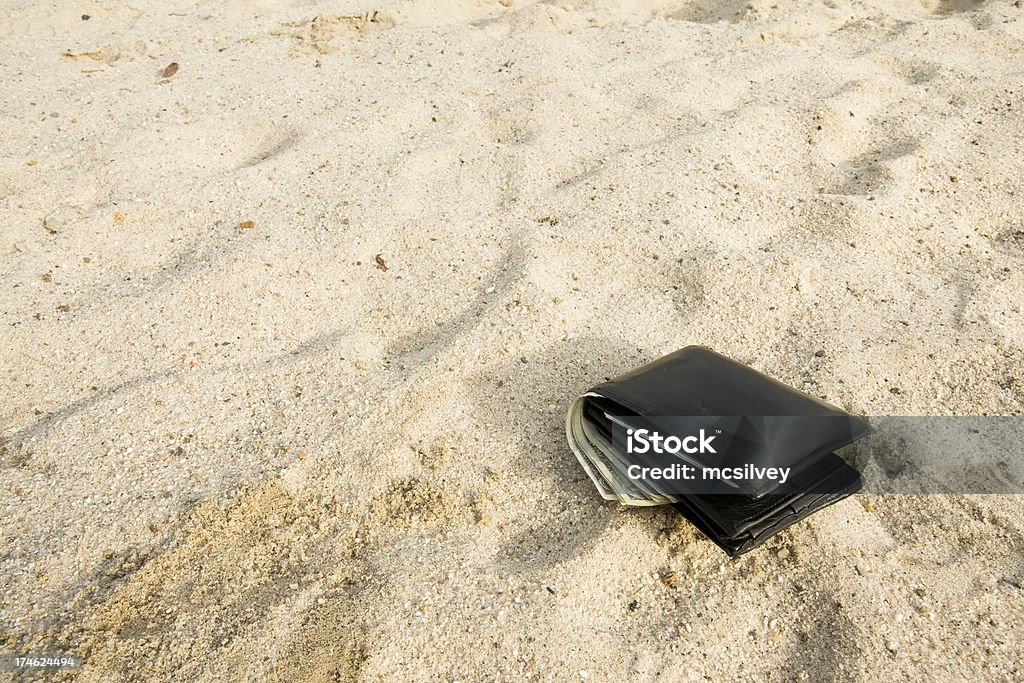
[1,0,1023,679]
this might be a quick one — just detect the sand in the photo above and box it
[1,0,1023,679]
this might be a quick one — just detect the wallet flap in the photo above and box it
[590,346,871,497]
[593,346,866,421]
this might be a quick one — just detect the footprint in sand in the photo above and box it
[285,12,396,55]
[668,0,752,24]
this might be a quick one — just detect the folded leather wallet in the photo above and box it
[566,346,872,556]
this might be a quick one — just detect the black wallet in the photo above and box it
[566,346,872,556]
